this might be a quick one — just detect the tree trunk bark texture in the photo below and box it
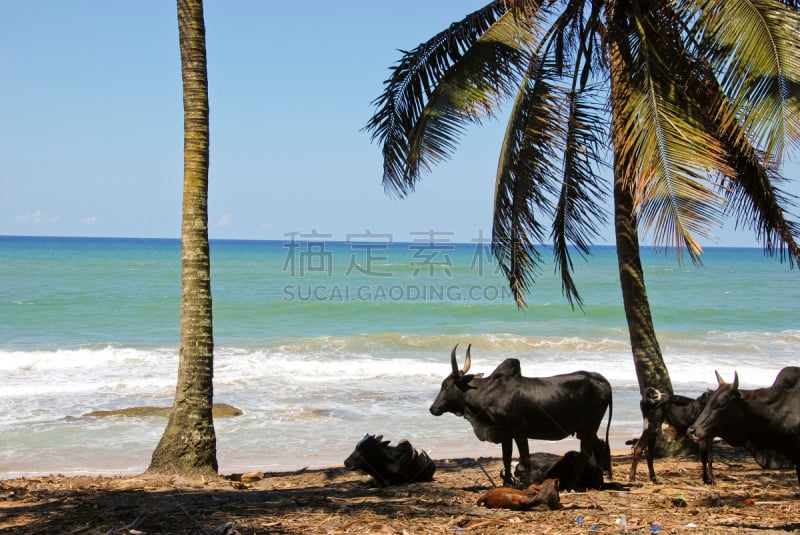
[148,0,218,476]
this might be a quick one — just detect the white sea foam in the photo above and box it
[1,331,795,477]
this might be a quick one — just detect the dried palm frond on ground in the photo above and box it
[1,445,798,534]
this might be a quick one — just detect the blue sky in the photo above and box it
[2,1,798,247]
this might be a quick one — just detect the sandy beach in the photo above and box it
[2,445,798,534]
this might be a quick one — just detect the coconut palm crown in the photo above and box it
[365,0,800,308]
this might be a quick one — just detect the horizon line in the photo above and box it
[0,233,765,250]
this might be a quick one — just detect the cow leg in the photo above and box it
[629,450,641,483]
[644,432,657,483]
[701,441,714,485]
[514,435,532,486]
[577,435,611,479]
[501,439,515,486]
[629,428,656,483]
[584,434,612,479]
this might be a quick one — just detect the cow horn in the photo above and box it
[463,344,471,374]
[644,387,662,404]
[714,370,726,386]
[451,344,460,374]
[732,371,739,390]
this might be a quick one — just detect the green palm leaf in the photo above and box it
[691,0,800,160]
[614,4,733,261]
[407,10,538,185]
[492,57,563,307]
[368,0,800,306]
[671,0,800,265]
[552,87,609,306]
[364,2,507,196]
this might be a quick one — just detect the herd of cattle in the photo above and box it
[345,343,800,492]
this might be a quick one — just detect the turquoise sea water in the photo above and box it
[1,235,798,477]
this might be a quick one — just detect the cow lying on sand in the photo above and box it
[515,451,605,491]
[344,434,436,487]
[477,478,562,510]
[430,344,613,486]
[688,368,800,488]
[629,388,714,484]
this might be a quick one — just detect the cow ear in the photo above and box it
[456,373,476,390]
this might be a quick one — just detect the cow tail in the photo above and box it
[605,395,613,478]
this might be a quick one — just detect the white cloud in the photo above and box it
[82,216,98,226]
[216,213,232,227]
[15,210,60,225]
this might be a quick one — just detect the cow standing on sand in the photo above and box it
[688,367,800,488]
[629,388,714,484]
[429,344,613,486]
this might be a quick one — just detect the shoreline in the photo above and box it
[0,436,639,481]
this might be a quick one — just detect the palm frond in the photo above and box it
[501,0,545,18]
[669,0,800,265]
[406,10,539,185]
[614,3,733,263]
[725,166,800,267]
[693,74,800,268]
[541,0,584,76]
[364,2,507,197]
[547,2,608,307]
[492,57,564,307]
[692,0,800,161]
[552,86,609,307]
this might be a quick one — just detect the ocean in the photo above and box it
[1,235,798,478]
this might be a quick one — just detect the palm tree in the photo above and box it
[365,0,800,395]
[148,0,218,477]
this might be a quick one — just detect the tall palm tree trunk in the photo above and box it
[613,173,673,395]
[607,1,673,397]
[148,0,218,476]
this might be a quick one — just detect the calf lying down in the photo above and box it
[477,478,562,511]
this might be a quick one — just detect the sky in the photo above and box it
[2,1,798,248]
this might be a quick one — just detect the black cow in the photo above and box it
[629,388,714,484]
[344,434,436,487]
[429,344,613,486]
[516,451,605,491]
[688,368,800,487]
